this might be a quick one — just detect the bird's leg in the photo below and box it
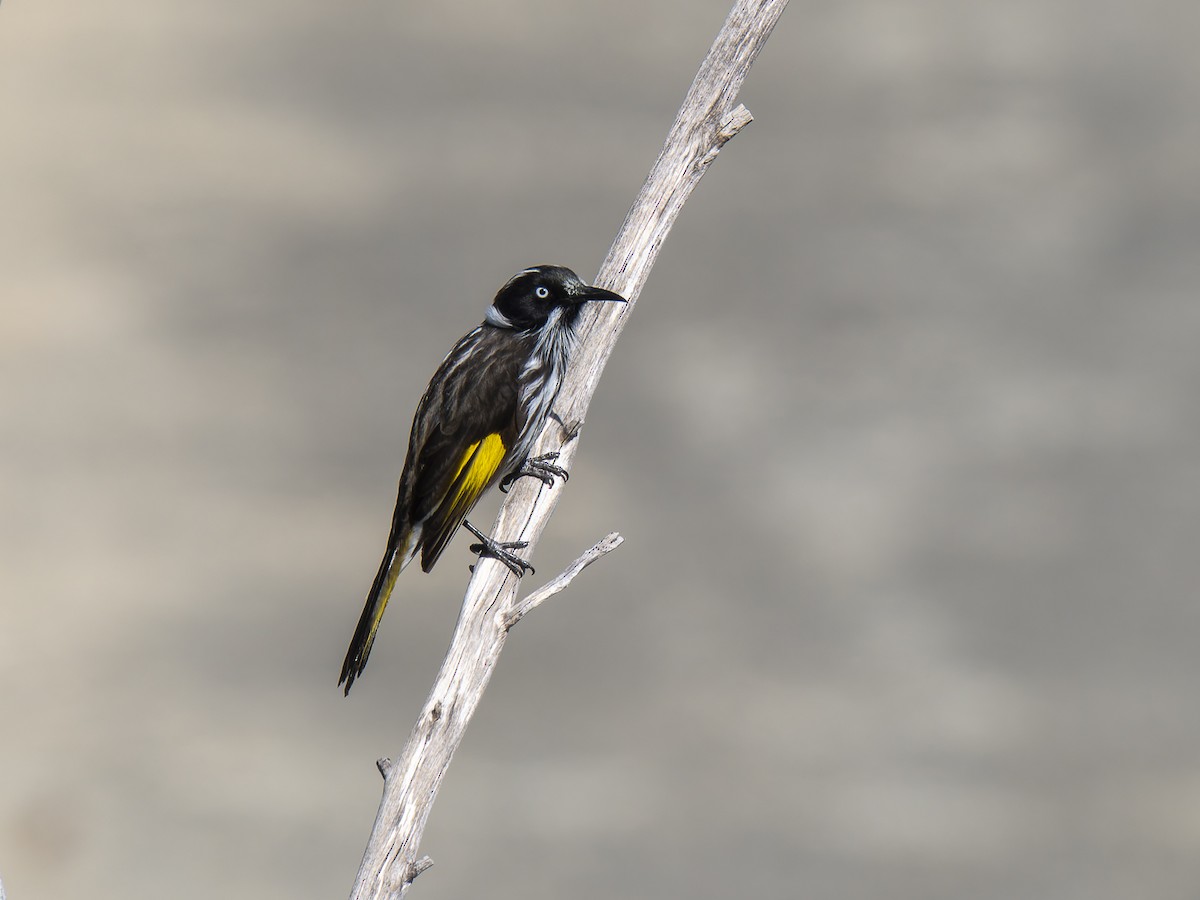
[463,520,534,577]
[499,452,570,493]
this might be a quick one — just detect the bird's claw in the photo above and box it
[500,452,570,493]
[464,521,534,577]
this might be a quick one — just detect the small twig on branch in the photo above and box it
[348,2,788,898]
[504,532,624,630]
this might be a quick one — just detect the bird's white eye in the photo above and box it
[535,286,550,299]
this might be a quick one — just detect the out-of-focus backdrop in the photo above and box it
[3,1,1199,897]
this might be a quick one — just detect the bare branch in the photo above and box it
[348,2,788,897]
[503,532,624,630]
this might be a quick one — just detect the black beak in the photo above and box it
[578,285,627,304]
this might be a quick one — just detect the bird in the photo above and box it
[339,265,626,694]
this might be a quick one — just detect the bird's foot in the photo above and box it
[499,452,570,493]
[464,520,534,577]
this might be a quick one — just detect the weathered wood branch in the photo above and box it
[503,532,624,630]
[348,2,788,897]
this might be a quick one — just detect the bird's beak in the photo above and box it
[577,285,627,305]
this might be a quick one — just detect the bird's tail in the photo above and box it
[339,525,420,694]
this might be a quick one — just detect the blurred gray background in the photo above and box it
[3,1,1199,898]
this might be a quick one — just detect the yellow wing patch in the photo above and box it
[420,432,508,570]
[449,433,507,506]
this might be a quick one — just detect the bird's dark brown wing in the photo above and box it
[400,325,531,570]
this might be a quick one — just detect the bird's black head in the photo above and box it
[486,265,625,332]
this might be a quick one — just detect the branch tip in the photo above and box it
[719,103,754,141]
[411,856,434,879]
